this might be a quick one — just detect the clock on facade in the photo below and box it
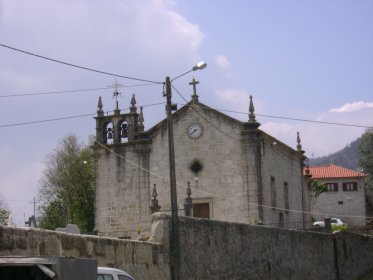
[187,123,203,139]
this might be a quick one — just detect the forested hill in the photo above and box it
[309,136,362,171]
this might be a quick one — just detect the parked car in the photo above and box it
[97,266,135,280]
[0,256,97,280]
[313,218,346,227]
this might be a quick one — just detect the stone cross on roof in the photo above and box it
[189,77,199,102]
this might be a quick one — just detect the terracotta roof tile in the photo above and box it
[305,164,365,179]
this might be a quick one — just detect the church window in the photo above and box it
[279,212,284,228]
[105,122,114,144]
[271,176,276,209]
[120,121,128,143]
[284,182,289,213]
[190,160,203,174]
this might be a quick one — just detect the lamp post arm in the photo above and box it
[171,69,193,82]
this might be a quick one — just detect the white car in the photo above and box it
[97,266,135,280]
[313,218,345,227]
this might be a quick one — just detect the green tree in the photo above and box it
[358,130,373,218]
[310,180,327,198]
[310,180,327,223]
[0,194,10,226]
[358,130,373,186]
[0,209,10,226]
[38,134,95,232]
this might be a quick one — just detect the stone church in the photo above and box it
[92,81,311,238]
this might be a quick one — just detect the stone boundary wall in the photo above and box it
[0,225,170,280]
[160,215,373,280]
[2,216,373,279]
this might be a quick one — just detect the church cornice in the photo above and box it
[91,138,151,150]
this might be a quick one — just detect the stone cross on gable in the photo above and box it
[189,77,199,102]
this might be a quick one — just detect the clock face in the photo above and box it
[187,123,203,139]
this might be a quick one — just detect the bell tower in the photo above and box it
[95,90,141,145]
[93,84,152,238]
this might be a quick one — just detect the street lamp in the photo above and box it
[171,61,207,82]
[165,61,207,280]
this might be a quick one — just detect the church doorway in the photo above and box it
[193,203,210,219]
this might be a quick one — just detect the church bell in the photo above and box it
[107,127,113,139]
[121,123,128,138]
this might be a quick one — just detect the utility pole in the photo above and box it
[33,197,36,217]
[165,76,180,280]
[163,62,207,280]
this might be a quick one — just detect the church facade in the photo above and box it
[92,84,311,238]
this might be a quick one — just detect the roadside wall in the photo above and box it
[151,214,373,280]
[0,226,170,280]
[178,217,373,280]
[2,215,373,280]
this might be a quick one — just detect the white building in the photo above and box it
[309,164,366,227]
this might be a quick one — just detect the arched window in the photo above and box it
[104,122,114,144]
[119,121,128,143]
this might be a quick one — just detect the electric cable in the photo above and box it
[0,83,158,98]
[0,43,163,84]
[184,104,373,129]
[0,102,166,128]
[0,112,96,128]
[1,44,371,128]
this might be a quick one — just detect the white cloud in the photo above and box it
[215,54,230,69]
[330,101,373,113]
[0,0,205,80]
[216,88,249,114]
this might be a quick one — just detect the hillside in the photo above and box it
[309,136,362,170]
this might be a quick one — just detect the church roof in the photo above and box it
[142,99,243,137]
[140,99,303,158]
[307,164,365,179]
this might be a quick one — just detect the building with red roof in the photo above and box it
[307,164,366,227]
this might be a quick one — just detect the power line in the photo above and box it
[256,113,372,129]
[180,104,373,129]
[0,95,370,131]
[0,43,163,84]
[0,102,166,128]
[0,83,158,98]
[0,113,96,128]
[1,44,371,129]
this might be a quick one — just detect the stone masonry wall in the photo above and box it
[151,214,373,280]
[2,215,373,280]
[149,106,252,224]
[94,142,152,238]
[261,135,306,229]
[0,225,170,280]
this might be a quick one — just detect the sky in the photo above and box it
[0,0,372,226]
